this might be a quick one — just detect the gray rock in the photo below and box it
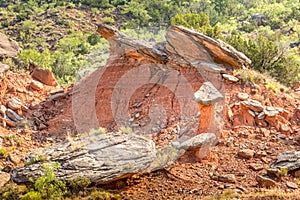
[287,181,298,189]
[0,171,10,188]
[264,106,279,117]
[7,98,22,111]
[271,150,300,171]
[241,99,264,112]
[48,92,67,101]
[0,63,10,80]
[193,82,224,106]
[12,132,157,183]
[237,93,249,101]
[196,62,226,73]
[166,26,251,68]
[30,80,44,91]
[178,133,216,150]
[222,74,239,82]
[5,109,23,122]
[0,33,21,58]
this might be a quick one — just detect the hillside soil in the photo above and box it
[1,69,300,199]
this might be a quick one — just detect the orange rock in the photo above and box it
[29,63,58,86]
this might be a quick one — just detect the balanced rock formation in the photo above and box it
[12,25,251,184]
[72,24,250,136]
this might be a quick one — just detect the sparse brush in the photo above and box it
[119,126,132,134]
[0,148,7,159]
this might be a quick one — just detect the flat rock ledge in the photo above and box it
[12,132,216,184]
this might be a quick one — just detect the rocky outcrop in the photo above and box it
[12,25,251,184]
[12,131,216,183]
[229,96,292,135]
[0,33,21,58]
[271,150,300,171]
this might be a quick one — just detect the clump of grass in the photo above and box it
[233,68,291,94]
[68,176,91,195]
[24,154,48,166]
[234,68,263,85]
[119,126,132,134]
[89,190,121,200]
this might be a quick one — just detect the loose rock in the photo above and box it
[286,181,298,189]
[241,99,264,112]
[7,98,22,111]
[218,174,236,183]
[256,175,277,188]
[249,163,264,171]
[6,109,23,122]
[30,80,44,91]
[0,171,10,188]
[237,93,249,101]
[222,74,239,83]
[238,149,255,159]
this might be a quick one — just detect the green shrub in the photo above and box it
[87,34,102,46]
[21,191,42,200]
[0,148,7,159]
[170,12,221,39]
[103,16,115,25]
[68,176,91,195]
[24,162,67,199]
[226,33,300,86]
[0,182,21,200]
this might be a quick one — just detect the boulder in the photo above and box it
[0,171,10,188]
[0,63,10,80]
[241,99,264,112]
[12,131,218,183]
[0,33,21,58]
[271,150,300,171]
[29,63,58,86]
[193,82,224,106]
[166,26,251,68]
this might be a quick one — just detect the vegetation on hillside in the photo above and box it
[0,0,299,86]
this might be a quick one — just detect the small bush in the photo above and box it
[103,17,115,25]
[88,190,121,200]
[0,148,7,158]
[87,34,102,46]
[23,162,67,199]
[68,176,91,195]
[21,191,42,200]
